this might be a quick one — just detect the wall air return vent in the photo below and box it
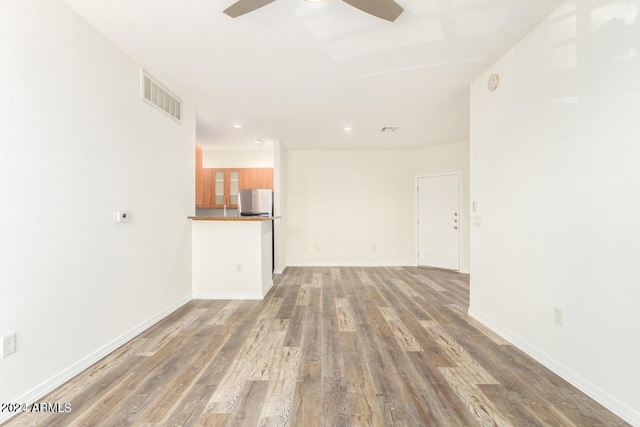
[140,70,182,123]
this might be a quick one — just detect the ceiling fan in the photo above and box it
[223,0,404,22]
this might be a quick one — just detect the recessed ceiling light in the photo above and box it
[254,140,263,145]
[305,0,325,3]
[233,124,242,129]
[344,127,352,131]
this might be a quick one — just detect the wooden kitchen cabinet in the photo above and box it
[203,168,240,208]
[240,168,274,190]
[197,165,274,208]
[201,168,216,208]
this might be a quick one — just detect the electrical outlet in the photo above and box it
[315,245,320,251]
[116,211,129,223]
[1,333,16,358]
[235,264,242,273]
[554,308,562,325]
[372,245,376,251]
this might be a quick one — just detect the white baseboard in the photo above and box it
[468,308,640,426]
[279,264,467,274]
[287,261,412,267]
[273,262,287,275]
[193,292,264,300]
[192,280,272,301]
[0,295,193,425]
[262,280,274,297]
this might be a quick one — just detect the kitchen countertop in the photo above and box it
[188,216,281,221]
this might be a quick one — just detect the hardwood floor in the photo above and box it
[3,267,628,426]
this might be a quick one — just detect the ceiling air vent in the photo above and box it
[381,126,398,132]
[140,70,181,123]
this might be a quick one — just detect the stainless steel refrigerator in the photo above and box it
[238,189,273,217]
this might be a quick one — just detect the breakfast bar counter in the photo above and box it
[189,216,279,300]
[188,216,280,221]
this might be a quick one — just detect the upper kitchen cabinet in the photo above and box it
[195,143,274,208]
[201,168,215,208]
[240,168,274,190]
[205,168,240,208]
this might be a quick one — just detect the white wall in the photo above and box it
[469,1,640,424]
[285,141,469,270]
[203,149,274,168]
[273,141,287,274]
[0,0,195,413]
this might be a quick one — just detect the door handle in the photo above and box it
[454,226,458,230]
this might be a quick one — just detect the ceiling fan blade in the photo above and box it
[342,0,404,22]
[223,0,277,18]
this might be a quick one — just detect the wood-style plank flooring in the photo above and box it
[3,267,629,426]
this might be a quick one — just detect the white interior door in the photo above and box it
[418,174,460,271]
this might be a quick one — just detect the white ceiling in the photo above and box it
[62,0,563,150]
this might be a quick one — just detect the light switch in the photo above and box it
[472,201,478,212]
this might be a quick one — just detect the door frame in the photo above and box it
[415,172,462,271]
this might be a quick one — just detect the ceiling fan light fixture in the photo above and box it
[223,0,403,21]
